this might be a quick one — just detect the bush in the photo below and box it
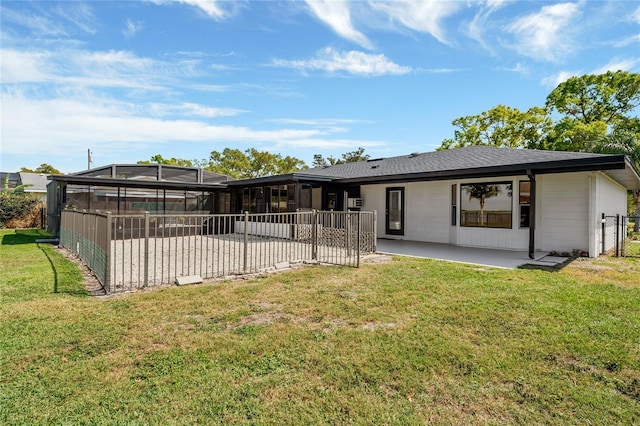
[0,191,43,228]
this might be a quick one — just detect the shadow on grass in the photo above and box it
[1,228,50,245]
[37,243,88,296]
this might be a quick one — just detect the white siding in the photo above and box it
[594,173,627,255]
[361,184,390,239]
[535,172,590,253]
[361,171,628,256]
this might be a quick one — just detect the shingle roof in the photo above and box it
[296,146,625,182]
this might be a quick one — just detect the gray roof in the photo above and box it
[18,172,49,192]
[225,146,639,190]
[296,146,622,180]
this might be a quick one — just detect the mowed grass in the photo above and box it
[1,229,639,424]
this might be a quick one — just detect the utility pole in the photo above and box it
[88,149,93,170]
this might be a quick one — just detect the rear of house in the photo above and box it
[48,146,640,258]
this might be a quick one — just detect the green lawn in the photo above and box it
[1,228,639,424]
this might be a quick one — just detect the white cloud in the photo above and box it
[591,57,640,75]
[613,34,640,48]
[368,0,462,45]
[178,0,225,19]
[52,2,97,35]
[0,93,325,157]
[0,6,68,37]
[123,18,143,38]
[506,2,581,62]
[497,62,529,74]
[271,47,411,76]
[148,102,247,118]
[1,48,179,91]
[466,0,511,53]
[305,0,372,49]
[632,6,640,24]
[150,0,227,19]
[541,70,580,88]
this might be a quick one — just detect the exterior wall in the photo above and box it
[361,171,628,255]
[593,173,627,255]
[361,182,449,244]
[535,172,590,254]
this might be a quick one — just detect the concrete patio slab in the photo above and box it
[376,239,563,269]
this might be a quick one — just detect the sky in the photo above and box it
[1,1,639,174]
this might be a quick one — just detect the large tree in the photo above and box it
[202,148,306,179]
[545,71,640,152]
[438,105,552,150]
[19,164,61,175]
[439,71,640,152]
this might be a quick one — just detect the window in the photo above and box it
[451,184,457,226]
[460,182,512,229]
[519,181,531,228]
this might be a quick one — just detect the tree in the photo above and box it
[202,148,306,179]
[19,164,61,175]
[312,147,370,167]
[439,71,640,152]
[593,129,640,227]
[137,155,193,167]
[545,71,640,151]
[464,184,501,226]
[546,71,640,125]
[438,106,552,150]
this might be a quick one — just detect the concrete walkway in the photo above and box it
[376,239,568,269]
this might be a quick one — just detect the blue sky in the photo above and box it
[1,1,639,174]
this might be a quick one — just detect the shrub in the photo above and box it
[0,190,42,228]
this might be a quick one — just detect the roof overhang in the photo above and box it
[604,157,640,191]
[48,175,227,191]
[334,155,631,185]
[226,173,335,187]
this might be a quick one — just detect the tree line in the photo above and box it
[136,147,371,180]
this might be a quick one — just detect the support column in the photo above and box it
[527,170,536,259]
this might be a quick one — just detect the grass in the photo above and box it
[1,228,639,424]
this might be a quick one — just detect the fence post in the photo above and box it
[615,214,620,257]
[601,213,605,254]
[356,211,361,268]
[312,210,318,260]
[373,210,377,252]
[346,212,351,257]
[144,212,150,287]
[243,211,249,274]
[105,212,112,294]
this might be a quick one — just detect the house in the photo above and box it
[1,172,49,200]
[47,146,640,257]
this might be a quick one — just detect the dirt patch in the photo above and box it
[361,253,393,264]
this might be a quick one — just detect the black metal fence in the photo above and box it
[60,209,377,294]
[602,214,640,257]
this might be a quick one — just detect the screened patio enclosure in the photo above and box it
[47,164,232,236]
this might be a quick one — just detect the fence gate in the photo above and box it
[602,214,640,257]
